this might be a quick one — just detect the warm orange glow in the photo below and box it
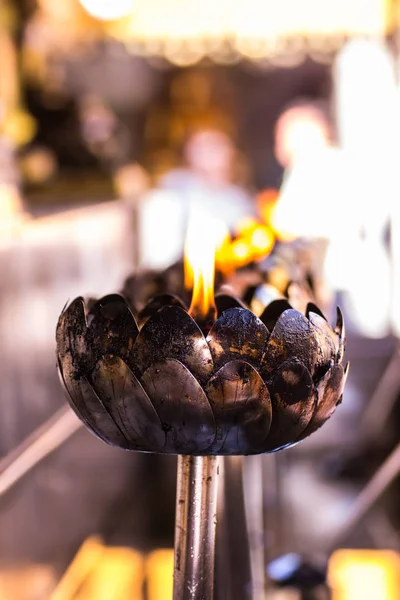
[235,216,260,236]
[185,208,226,323]
[50,536,145,600]
[185,190,296,283]
[328,549,400,600]
[256,189,279,225]
[214,218,275,276]
[256,188,296,243]
[146,549,174,600]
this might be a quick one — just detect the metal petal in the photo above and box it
[296,362,347,441]
[263,359,316,451]
[261,309,318,379]
[58,356,129,448]
[206,308,269,370]
[137,294,187,326]
[56,296,88,373]
[215,294,247,315]
[140,359,216,454]
[259,299,292,332]
[91,355,166,452]
[308,311,338,377]
[335,306,346,363]
[133,305,213,383]
[305,302,326,320]
[88,294,139,365]
[205,360,272,455]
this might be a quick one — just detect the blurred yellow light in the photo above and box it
[50,537,144,600]
[50,537,105,600]
[328,549,400,600]
[37,0,391,64]
[146,549,174,600]
[79,0,134,21]
[251,226,274,252]
[235,216,259,236]
[232,240,250,261]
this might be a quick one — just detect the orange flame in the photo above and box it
[215,216,275,276]
[184,208,227,324]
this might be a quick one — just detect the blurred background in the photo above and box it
[2,0,400,598]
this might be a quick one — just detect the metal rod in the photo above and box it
[0,405,82,498]
[328,441,400,551]
[242,454,266,600]
[215,457,232,600]
[173,455,220,600]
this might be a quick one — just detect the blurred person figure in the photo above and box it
[160,128,255,229]
[271,97,392,337]
[272,99,346,241]
[332,39,395,338]
[139,128,255,270]
[270,99,347,312]
[78,94,131,170]
[114,162,150,201]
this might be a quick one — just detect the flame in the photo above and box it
[214,217,275,276]
[184,189,292,317]
[184,208,227,323]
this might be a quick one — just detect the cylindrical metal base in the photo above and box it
[173,455,220,600]
[243,454,266,599]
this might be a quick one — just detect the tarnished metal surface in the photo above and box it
[56,294,347,455]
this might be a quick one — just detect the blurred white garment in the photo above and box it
[138,189,186,270]
[160,169,255,230]
[333,39,398,337]
[273,147,354,241]
[273,145,393,337]
[336,239,392,338]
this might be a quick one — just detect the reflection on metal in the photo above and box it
[55,209,348,596]
[0,406,81,499]
[328,441,400,551]
[56,293,347,455]
[173,455,220,600]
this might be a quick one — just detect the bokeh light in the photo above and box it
[79,0,134,21]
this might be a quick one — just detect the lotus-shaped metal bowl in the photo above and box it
[56,293,348,455]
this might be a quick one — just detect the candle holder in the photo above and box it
[56,292,347,599]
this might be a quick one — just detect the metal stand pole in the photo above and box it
[219,456,251,600]
[174,455,220,600]
[243,455,266,600]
